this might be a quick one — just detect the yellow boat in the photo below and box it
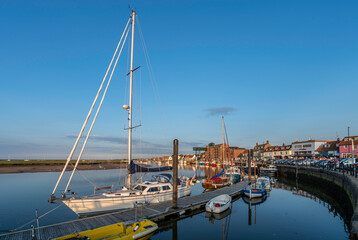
[53,219,158,240]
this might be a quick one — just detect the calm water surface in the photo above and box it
[0,166,349,239]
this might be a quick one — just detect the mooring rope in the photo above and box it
[11,203,65,232]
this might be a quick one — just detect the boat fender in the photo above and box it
[133,224,140,232]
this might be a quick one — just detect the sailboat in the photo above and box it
[242,157,267,198]
[202,117,233,190]
[48,10,191,216]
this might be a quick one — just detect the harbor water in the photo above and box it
[0,166,350,239]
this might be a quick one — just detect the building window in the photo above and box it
[344,145,348,149]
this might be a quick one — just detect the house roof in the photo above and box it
[264,144,292,152]
[254,141,271,150]
[293,140,328,144]
[316,140,339,152]
[339,136,358,146]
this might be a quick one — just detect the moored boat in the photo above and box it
[224,166,242,183]
[242,184,267,199]
[63,174,191,215]
[48,11,192,216]
[257,177,271,190]
[52,219,158,240]
[205,194,232,213]
[260,164,277,174]
[202,176,231,190]
[202,117,234,190]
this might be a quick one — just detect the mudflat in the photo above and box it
[0,163,126,174]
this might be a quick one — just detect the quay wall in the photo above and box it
[278,165,358,239]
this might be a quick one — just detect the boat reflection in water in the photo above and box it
[242,195,267,226]
[205,208,232,224]
[205,207,233,240]
[242,195,267,206]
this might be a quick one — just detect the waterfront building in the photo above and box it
[291,137,327,158]
[237,149,249,163]
[339,136,358,158]
[263,144,292,160]
[316,139,340,158]
[253,140,272,161]
[204,142,246,163]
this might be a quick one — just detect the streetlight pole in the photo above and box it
[348,126,350,137]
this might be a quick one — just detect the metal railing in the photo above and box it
[277,162,358,178]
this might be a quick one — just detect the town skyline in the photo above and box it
[1,0,357,159]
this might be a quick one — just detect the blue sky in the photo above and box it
[1,0,357,159]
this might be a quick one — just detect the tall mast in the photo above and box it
[127,10,136,187]
[222,116,225,166]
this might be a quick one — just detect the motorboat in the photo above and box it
[224,166,242,183]
[53,219,158,240]
[205,194,232,213]
[260,164,277,174]
[256,177,271,190]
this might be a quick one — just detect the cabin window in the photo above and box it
[134,185,147,191]
[148,187,160,192]
[162,186,170,191]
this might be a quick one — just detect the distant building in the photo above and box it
[316,139,340,157]
[263,144,292,160]
[291,137,327,158]
[237,149,249,162]
[253,140,272,160]
[339,136,358,158]
[204,142,246,162]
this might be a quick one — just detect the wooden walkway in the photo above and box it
[0,182,247,240]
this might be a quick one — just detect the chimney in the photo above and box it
[296,138,298,142]
[309,136,312,140]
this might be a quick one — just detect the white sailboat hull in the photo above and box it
[63,187,191,215]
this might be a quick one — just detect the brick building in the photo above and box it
[204,142,246,163]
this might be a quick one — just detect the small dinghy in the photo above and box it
[205,194,232,213]
[242,184,267,199]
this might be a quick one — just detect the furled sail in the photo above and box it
[128,161,172,174]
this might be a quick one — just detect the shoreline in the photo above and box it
[0,163,126,174]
